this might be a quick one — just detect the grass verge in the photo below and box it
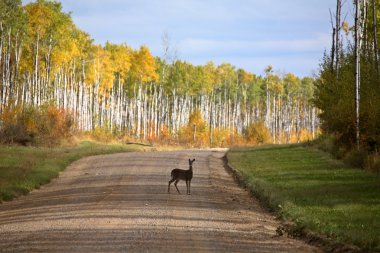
[0,141,146,202]
[227,144,380,252]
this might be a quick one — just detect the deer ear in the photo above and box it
[188,159,191,163]
[192,159,195,162]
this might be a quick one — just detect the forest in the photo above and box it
[314,0,380,170]
[1,0,318,147]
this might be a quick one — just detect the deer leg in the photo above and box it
[186,180,189,195]
[174,179,181,194]
[168,178,175,193]
[188,180,191,195]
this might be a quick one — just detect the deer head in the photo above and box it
[188,158,195,166]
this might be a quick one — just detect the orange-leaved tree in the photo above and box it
[179,109,209,147]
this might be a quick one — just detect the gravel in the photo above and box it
[0,150,321,252]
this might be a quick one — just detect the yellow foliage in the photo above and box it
[91,127,114,143]
[342,21,350,34]
[179,110,209,147]
[284,129,314,143]
[25,2,53,39]
[202,61,217,93]
[239,69,254,84]
[130,46,159,84]
[105,42,132,80]
[160,125,170,139]
[243,72,254,84]
[244,122,272,145]
[96,47,114,90]
[86,45,116,95]
[299,129,314,142]
[210,128,232,147]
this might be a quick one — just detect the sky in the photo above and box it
[23,0,354,77]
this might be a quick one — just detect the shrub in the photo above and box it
[314,135,348,159]
[179,110,209,147]
[363,153,380,174]
[0,106,35,145]
[91,127,114,143]
[36,105,74,146]
[243,122,272,145]
[0,104,74,146]
[210,127,230,147]
[373,159,380,174]
[344,149,368,168]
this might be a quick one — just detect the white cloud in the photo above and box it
[21,0,341,76]
[179,33,331,56]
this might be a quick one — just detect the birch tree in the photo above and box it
[355,0,362,148]
[0,0,320,147]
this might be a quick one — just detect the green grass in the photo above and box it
[0,141,145,202]
[228,145,380,252]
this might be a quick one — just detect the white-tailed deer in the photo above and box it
[168,158,195,195]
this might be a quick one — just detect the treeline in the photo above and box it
[0,0,319,146]
[314,0,380,168]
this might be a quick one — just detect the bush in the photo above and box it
[210,127,230,147]
[363,153,380,174]
[343,149,368,168]
[313,135,348,159]
[179,110,209,147]
[243,122,272,145]
[373,159,380,174]
[37,105,74,145]
[91,127,114,143]
[0,104,74,146]
[0,106,34,145]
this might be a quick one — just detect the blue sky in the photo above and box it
[23,0,353,77]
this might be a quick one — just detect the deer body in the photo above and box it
[168,159,195,195]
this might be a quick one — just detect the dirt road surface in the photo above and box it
[0,150,321,252]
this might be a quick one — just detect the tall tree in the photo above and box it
[335,0,342,76]
[355,0,362,148]
[373,0,379,75]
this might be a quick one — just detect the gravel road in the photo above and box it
[0,150,321,252]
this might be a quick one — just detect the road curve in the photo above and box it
[0,150,320,252]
